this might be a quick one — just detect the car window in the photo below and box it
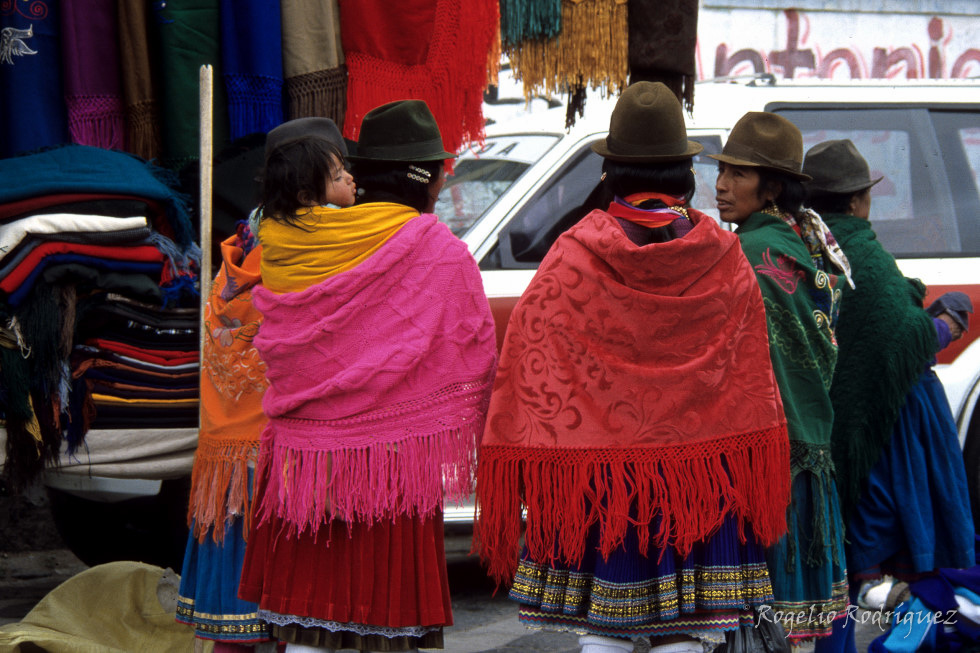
[930,111,980,254]
[435,134,560,237]
[481,135,724,270]
[774,107,964,258]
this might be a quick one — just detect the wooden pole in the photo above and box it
[199,65,213,405]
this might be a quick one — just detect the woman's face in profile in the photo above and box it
[715,162,768,225]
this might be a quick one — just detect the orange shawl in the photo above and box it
[186,234,267,542]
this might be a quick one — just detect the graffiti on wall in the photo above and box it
[705,9,980,80]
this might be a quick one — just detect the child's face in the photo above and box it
[324,155,356,207]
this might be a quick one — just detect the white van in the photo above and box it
[440,75,980,519]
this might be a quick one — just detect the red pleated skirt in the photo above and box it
[238,503,453,634]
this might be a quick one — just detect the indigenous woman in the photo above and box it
[177,117,348,652]
[802,140,974,613]
[475,82,792,653]
[238,100,498,653]
[710,112,853,647]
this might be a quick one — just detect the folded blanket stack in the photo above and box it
[0,145,201,490]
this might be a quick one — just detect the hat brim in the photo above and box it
[804,176,883,195]
[591,140,704,163]
[707,152,812,182]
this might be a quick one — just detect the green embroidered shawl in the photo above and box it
[737,212,841,459]
[822,214,938,517]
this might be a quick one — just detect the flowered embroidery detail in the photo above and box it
[754,248,805,294]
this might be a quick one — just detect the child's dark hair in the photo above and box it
[259,137,347,227]
[601,158,696,204]
[352,160,443,213]
[757,169,806,215]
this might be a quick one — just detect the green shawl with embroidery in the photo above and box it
[737,212,841,460]
[822,214,938,517]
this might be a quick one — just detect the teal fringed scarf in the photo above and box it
[499,0,562,47]
[823,214,939,518]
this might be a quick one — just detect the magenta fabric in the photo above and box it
[251,214,497,533]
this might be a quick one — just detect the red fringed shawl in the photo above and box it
[338,0,498,155]
[474,209,791,584]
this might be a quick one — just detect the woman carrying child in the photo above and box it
[238,100,498,653]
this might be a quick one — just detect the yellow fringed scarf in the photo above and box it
[505,0,628,100]
[259,203,417,293]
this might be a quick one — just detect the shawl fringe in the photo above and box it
[66,95,127,150]
[125,100,163,162]
[224,74,285,140]
[473,427,790,585]
[285,67,348,125]
[505,0,627,103]
[187,439,257,543]
[499,0,562,46]
[787,441,842,568]
[253,420,478,534]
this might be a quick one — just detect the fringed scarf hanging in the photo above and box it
[280,0,347,125]
[0,0,69,158]
[504,0,628,126]
[499,0,562,47]
[219,0,284,140]
[628,0,700,112]
[339,0,499,156]
[60,0,127,150]
[116,0,162,160]
[151,0,228,169]
[187,230,267,543]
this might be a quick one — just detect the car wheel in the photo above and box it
[46,477,190,570]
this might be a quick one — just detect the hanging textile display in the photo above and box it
[504,0,627,126]
[0,0,69,158]
[628,0,700,111]
[61,0,126,150]
[151,0,228,169]
[116,0,162,161]
[338,0,499,156]
[279,0,346,125]
[220,0,284,140]
[499,0,562,48]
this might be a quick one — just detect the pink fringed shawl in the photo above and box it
[251,214,497,532]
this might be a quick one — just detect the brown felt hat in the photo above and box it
[265,117,347,158]
[348,100,454,162]
[708,112,811,181]
[591,82,703,162]
[802,139,883,195]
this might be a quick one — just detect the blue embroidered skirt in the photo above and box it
[765,464,849,642]
[846,369,975,577]
[509,511,773,648]
[176,515,272,643]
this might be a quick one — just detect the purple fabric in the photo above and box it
[61,0,126,149]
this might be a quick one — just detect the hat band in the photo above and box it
[605,133,693,158]
[357,136,449,160]
[723,140,802,173]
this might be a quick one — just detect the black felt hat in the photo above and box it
[802,139,883,195]
[349,100,454,162]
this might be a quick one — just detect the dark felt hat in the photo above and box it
[348,100,454,162]
[591,82,703,162]
[802,139,883,195]
[926,291,973,332]
[708,111,811,181]
[265,117,347,158]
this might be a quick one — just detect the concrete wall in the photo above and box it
[697,3,980,80]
